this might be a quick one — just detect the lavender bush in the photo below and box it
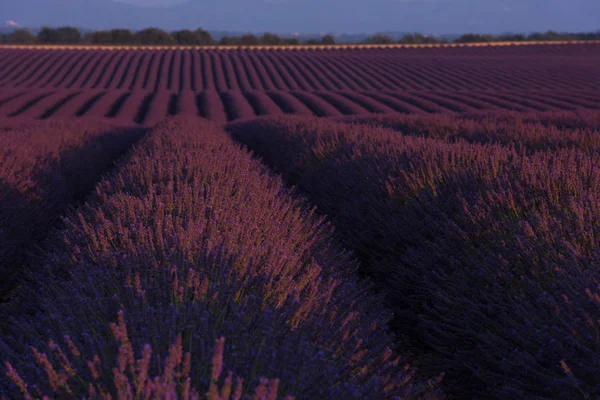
[1,117,438,399]
[337,109,600,151]
[228,115,600,398]
[4,312,292,400]
[0,118,144,306]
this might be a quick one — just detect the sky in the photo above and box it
[2,0,598,34]
[116,0,187,6]
[113,0,598,34]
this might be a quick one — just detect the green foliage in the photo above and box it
[217,34,260,46]
[496,33,526,42]
[37,26,82,44]
[134,27,175,45]
[171,29,198,44]
[85,29,135,44]
[193,28,215,45]
[260,32,282,45]
[84,30,112,44]
[218,35,237,46]
[282,37,300,45]
[7,29,36,44]
[364,34,394,44]
[527,30,570,41]
[18,25,600,46]
[240,34,259,46]
[398,33,441,44]
[36,26,55,43]
[453,30,600,44]
[321,34,336,45]
[576,31,600,40]
[526,30,600,41]
[171,28,215,45]
[110,28,136,44]
[455,33,494,43]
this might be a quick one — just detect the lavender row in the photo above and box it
[3,87,599,125]
[0,117,435,399]
[2,47,599,92]
[228,116,600,398]
[0,118,144,305]
[338,109,600,151]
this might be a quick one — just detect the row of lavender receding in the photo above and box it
[0,117,441,399]
[336,109,600,152]
[1,47,598,93]
[0,118,145,305]
[228,115,600,398]
[2,87,600,125]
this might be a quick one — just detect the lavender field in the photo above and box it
[1,44,600,124]
[0,43,599,399]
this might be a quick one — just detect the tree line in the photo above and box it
[2,26,600,46]
[0,27,332,46]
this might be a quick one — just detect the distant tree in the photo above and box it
[85,30,112,44]
[0,34,7,43]
[305,38,320,45]
[321,34,336,45]
[37,27,56,43]
[527,32,546,41]
[282,37,300,46]
[398,34,417,44]
[398,34,439,44]
[364,34,394,44]
[240,34,259,46]
[219,36,238,46]
[171,29,215,45]
[560,32,577,40]
[454,33,493,43]
[8,29,36,44]
[496,33,526,42]
[402,34,414,44]
[135,27,174,45]
[58,27,83,43]
[171,29,198,45]
[528,31,576,41]
[37,26,82,43]
[194,28,215,45]
[573,32,594,40]
[110,29,136,44]
[577,32,600,40]
[422,35,441,44]
[260,32,282,45]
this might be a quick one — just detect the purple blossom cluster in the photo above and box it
[228,115,600,398]
[4,313,290,400]
[1,117,438,399]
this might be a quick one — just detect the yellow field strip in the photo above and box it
[2,40,600,51]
